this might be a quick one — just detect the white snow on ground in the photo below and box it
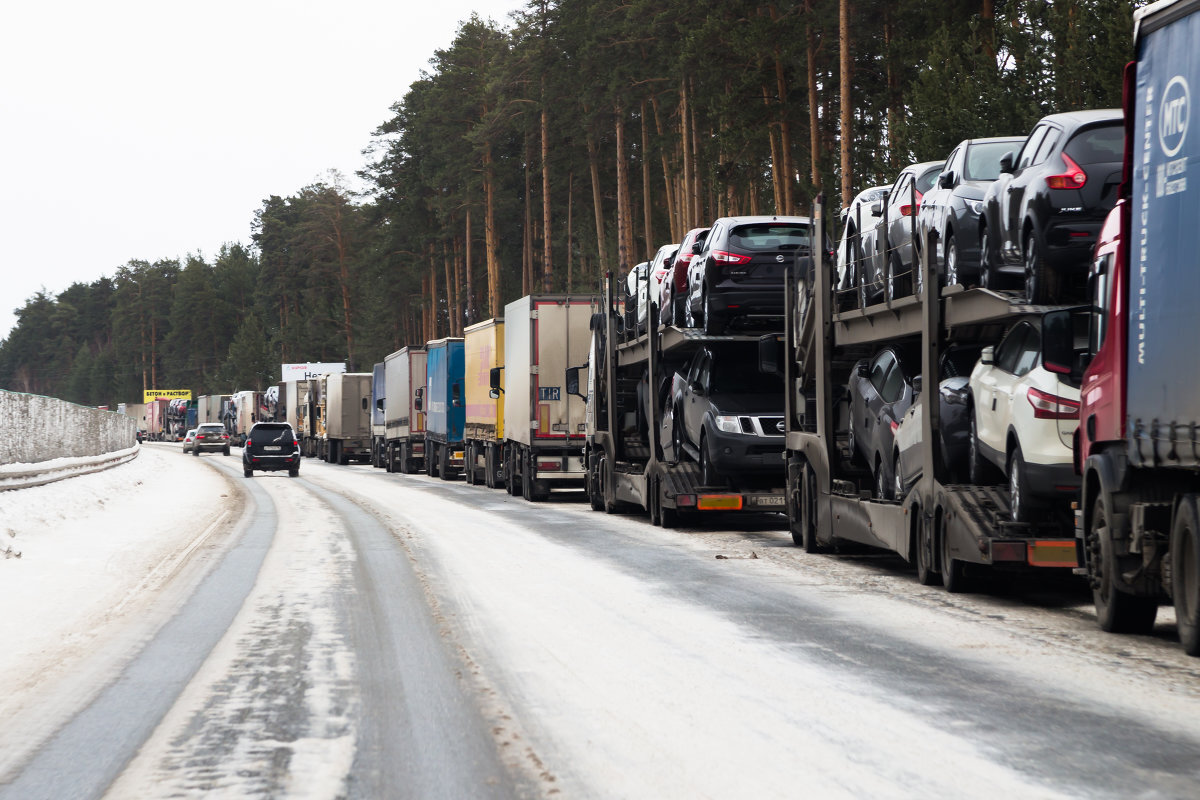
[107,475,358,799]
[0,444,234,778]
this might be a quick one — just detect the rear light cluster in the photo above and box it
[1046,153,1087,190]
[1026,387,1080,420]
[711,250,752,265]
[898,190,923,217]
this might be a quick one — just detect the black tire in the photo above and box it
[1090,493,1159,634]
[648,476,661,526]
[243,467,253,478]
[702,289,724,336]
[439,444,452,480]
[886,252,907,301]
[588,452,605,511]
[791,461,824,553]
[672,413,687,463]
[224,446,230,457]
[1007,444,1039,524]
[599,453,616,514]
[464,443,477,485]
[892,452,904,501]
[967,410,999,485]
[847,419,859,467]
[1024,232,1051,304]
[943,233,959,287]
[699,432,722,487]
[289,465,299,478]
[521,450,535,500]
[979,226,995,290]
[915,509,940,586]
[940,514,974,593]
[874,458,891,501]
[1172,497,1200,656]
[192,446,199,457]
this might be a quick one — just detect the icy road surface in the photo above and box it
[2,443,1200,798]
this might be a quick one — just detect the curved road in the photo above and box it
[3,446,1200,798]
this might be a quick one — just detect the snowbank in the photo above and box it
[0,389,136,465]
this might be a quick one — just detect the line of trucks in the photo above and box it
[136,1,1199,656]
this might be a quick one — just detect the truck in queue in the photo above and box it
[320,372,372,465]
[1076,0,1200,654]
[422,337,465,480]
[583,274,787,524]
[382,346,427,474]
[370,362,386,468]
[494,294,597,501]
[777,195,1082,591]
[463,317,506,488]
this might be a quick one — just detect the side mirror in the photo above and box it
[566,365,588,400]
[856,361,869,378]
[375,399,383,411]
[979,346,995,366]
[414,386,424,412]
[692,239,703,254]
[361,397,368,411]
[758,334,784,376]
[912,374,923,397]
[939,171,955,189]
[999,151,1016,174]
[489,366,503,392]
[452,383,463,408]
[870,200,883,216]
[1041,308,1076,376]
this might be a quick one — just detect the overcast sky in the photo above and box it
[0,0,524,341]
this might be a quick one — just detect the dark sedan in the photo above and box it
[685,215,830,336]
[979,109,1123,303]
[847,344,920,499]
[916,136,1025,291]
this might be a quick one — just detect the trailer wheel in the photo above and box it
[1090,494,1158,634]
[598,453,617,514]
[939,510,974,593]
[914,507,939,586]
[439,445,453,481]
[788,461,823,553]
[648,476,661,526]
[1172,497,1200,656]
[464,443,477,485]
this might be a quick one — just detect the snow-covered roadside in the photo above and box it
[0,443,241,779]
[0,444,140,495]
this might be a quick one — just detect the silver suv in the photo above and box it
[192,423,231,456]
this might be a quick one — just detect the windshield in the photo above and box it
[709,353,784,395]
[1066,123,1124,165]
[729,223,811,252]
[964,141,1018,181]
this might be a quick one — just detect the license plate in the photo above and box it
[754,495,786,507]
[264,445,281,451]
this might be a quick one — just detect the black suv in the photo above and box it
[243,422,301,477]
[685,216,827,335]
[979,109,1123,303]
[668,342,785,486]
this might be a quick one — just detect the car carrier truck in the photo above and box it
[495,294,597,501]
[778,195,1080,591]
[1076,0,1200,654]
[382,346,427,474]
[464,317,506,488]
[423,338,465,480]
[583,274,787,524]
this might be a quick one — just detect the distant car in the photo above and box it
[979,109,1124,303]
[181,429,197,454]
[968,308,1087,522]
[136,429,146,443]
[191,422,231,456]
[242,422,301,478]
[861,160,944,302]
[917,136,1025,291]
[685,215,830,335]
[669,342,785,486]
[847,344,920,499]
[836,185,889,297]
[660,227,710,326]
[629,242,678,333]
[892,344,986,497]
[622,260,650,334]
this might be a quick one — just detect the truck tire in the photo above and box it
[439,445,453,481]
[588,451,605,511]
[940,510,975,593]
[1172,496,1200,656]
[914,507,939,586]
[1090,494,1158,634]
[338,443,349,466]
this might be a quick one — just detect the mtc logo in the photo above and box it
[1160,76,1190,157]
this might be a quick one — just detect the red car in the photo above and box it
[658,227,709,326]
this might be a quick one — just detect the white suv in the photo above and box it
[968,308,1087,522]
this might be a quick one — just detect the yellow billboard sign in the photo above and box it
[143,389,193,402]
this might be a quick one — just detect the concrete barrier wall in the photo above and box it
[0,390,137,465]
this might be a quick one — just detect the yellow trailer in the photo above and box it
[463,317,505,488]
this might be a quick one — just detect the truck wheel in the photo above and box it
[648,476,661,526]
[1172,497,1200,656]
[599,454,616,514]
[338,443,349,466]
[1091,494,1158,634]
[914,509,940,586]
[940,511,974,593]
[521,451,536,500]
[439,445,453,481]
[588,452,605,511]
[464,444,476,485]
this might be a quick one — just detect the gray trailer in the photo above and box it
[322,372,372,465]
[382,347,427,474]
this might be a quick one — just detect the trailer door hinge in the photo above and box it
[530,309,539,319]
[529,365,539,375]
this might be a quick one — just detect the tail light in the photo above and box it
[711,250,752,265]
[1046,153,1087,190]
[899,190,923,217]
[1026,387,1080,420]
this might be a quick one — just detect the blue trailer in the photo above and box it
[422,337,465,480]
[370,362,387,468]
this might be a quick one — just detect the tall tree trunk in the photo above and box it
[773,51,796,213]
[429,245,439,340]
[541,89,553,293]
[806,1,821,190]
[586,123,609,276]
[691,85,704,225]
[615,101,632,276]
[679,82,693,231]
[764,83,785,214]
[566,171,574,293]
[650,94,677,237]
[641,100,652,259]
[523,131,533,295]
[839,0,852,207]
[465,208,474,325]
[443,243,455,336]
[483,141,502,318]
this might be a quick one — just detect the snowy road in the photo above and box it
[3,443,1200,798]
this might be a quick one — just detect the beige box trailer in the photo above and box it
[463,318,505,487]
[322,372,372,465]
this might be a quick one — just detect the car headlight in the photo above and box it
[715,415,742,433]
[969,200,984,215]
